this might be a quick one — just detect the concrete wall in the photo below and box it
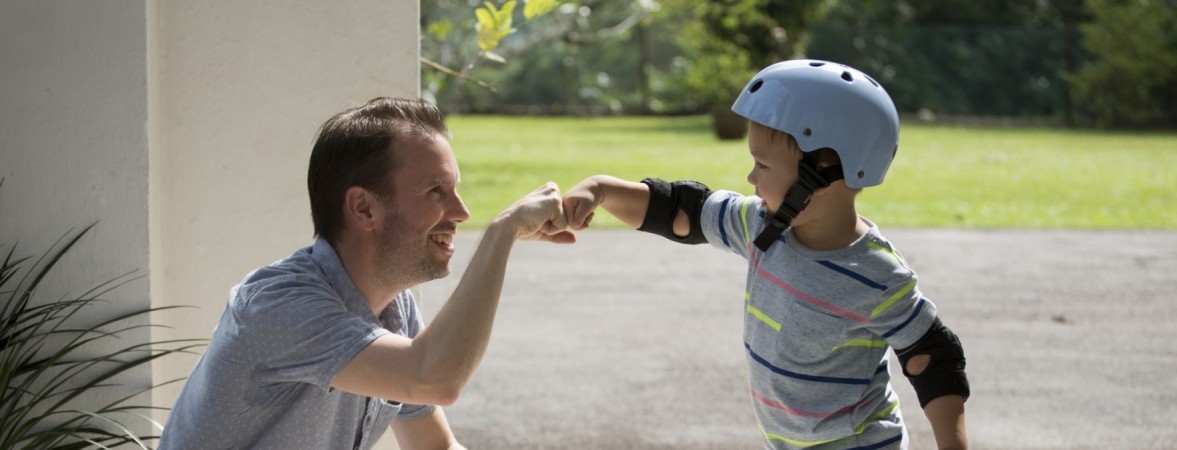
[2,0,418,447]
[0,0,154,430]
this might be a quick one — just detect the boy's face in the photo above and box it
[745,123,799,215]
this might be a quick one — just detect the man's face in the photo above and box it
[375,133,470,285]
[745,124,799,215]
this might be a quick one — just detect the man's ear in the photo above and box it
[344,186,380,232]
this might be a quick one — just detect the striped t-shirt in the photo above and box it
[701,190,938,449]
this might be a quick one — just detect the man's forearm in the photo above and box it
[409,222,517,401]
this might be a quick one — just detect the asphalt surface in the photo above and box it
[410,229,1177,450]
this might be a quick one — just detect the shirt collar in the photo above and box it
[309,236,380,323]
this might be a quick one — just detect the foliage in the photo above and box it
[421,0,563,105]
[1065,0,1177,128]
[0,218,204,449]
[424,0,1177,127]
[445,115,1177,229]
[807,0,1090,119]
[423,0,662,113]
[675,0,828,109]
[475,1,517,52]
[460,2,689,115]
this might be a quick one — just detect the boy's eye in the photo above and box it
[756,162,769,170]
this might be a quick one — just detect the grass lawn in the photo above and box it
[447,115,1177,230]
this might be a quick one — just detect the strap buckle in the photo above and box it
[751,163,841,252]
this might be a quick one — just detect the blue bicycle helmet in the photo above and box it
[731,59,900,189]
[730,60,900,250]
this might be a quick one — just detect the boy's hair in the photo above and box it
[761,122,842,171]
[307,97,449,244]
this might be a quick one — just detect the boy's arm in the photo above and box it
[896,317,970,450]
[924,395,967,450]
[564,175,650,229]
[564,175,689,236]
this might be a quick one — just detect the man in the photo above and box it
[159,97,573,449]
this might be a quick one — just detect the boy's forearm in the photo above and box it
[590,175,650,229]
[924,395,968,450]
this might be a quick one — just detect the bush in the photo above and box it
[1065,0,1177,128]
[1,208,204,448]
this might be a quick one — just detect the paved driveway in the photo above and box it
[413,229,1177,449]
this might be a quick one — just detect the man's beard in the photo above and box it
[376,210,451,288]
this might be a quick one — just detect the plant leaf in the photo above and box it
[475,1,517,51]
[524,0,559,20]
[0,221,205,449]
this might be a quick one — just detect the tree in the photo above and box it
[420,0,656,113]
[670,0,828,138]
[1065,0,1177,128]
[806,0,1092,119]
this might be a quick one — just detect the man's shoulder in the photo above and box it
[233,250,337,308]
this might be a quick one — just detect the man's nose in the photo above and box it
[450,193,471,223]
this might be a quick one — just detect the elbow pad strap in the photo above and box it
[896,318,970,408]
[638,178,711,245]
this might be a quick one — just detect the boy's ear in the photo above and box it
[344,186,380,232]
[811,179,848,197]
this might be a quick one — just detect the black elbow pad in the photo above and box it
[895,318,970,408]
[638,178,711,245]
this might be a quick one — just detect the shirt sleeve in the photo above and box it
[858,244,940,350]
[870,275,941,348]
[699,190,761,260]
[232,275,391,391]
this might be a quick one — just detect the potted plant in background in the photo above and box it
[1,181,205,449]
[680,36,759,140]
[677,0,828,140]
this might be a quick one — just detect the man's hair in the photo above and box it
[307,97,449,243]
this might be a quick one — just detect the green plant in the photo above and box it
[667,0,828,138]
[1065,0,1177,128]
[1,215,205,449]
[420,0,562,95]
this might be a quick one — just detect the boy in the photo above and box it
[563,60,969,449]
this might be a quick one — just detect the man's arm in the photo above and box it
[391,408,464,450]
[332,183,572,406]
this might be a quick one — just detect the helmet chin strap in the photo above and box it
[753,163,845,251]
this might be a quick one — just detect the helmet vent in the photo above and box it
[841,71,854,82]
[865,74,880,88]
[809,61,825,67]
[857,170,866,179]
[803,128,812,137]
[749,79,764,93]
